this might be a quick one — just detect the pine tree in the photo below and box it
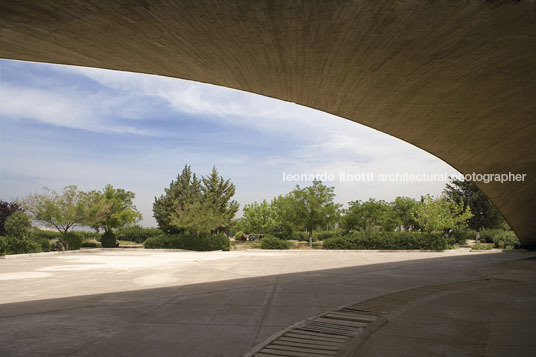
[200,166,239,232]
[153,165,238,234]
[153,165,202,233]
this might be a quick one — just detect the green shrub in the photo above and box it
[323,237,353,250]
[180,233,230,251]
[101,231,117,248]
[3,212,42,254]
[445,237,460,249]
[51,232,83,251]
[0,237,7,256]
[81,240,101,248]
[31,229,90,252]
[472,243,493,250]
[5,212,32,239]
[480,229,520,249]
[296,232,312,241]
[260,237,293,249]
[143,234,173,249]
[492,231,520,249]
[273,231,294,240]
[32,229,61,241]
[52,240,63,251]
[273,231,313,241]
[479,229,497,243]
[79,231,101,241]
[313,230,340,241]
[62,232,83,250]
[144,233,230,251]
[450,229,475,245]
[116,226,162,243]
[323,232,447,251]
[480,229,503,243]
[234,231,245,239]
[312,242,323,249]
[6,236,40,254]
[38,238,51,252]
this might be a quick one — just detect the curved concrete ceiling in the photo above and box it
[1,1,535,244]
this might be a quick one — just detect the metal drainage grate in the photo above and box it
[246,279,505,356]
[253,308,380,356]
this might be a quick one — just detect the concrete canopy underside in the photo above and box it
[1,1,534,243]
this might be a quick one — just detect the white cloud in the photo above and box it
[1,83,159,135]
[1,61,460,226]
[53,64,348,135]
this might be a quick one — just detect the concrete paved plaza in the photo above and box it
[1,249,535,356]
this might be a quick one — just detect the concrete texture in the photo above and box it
[357,258,536,357]
[0,1,535,244]
[1,249,535,356]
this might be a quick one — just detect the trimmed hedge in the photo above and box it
[33,229,100,246]
[323,232,448,251]
[313,230,340,241]
[61,232,83,250]
[260,237,293,249]
[38,238,51,252]
[116,226,162,243]
[81,240,101,248]
[32,229,61,241]
[144,233,230,251]
[101,231,117,248]
[5,236,40,254]
[79,231,101,241]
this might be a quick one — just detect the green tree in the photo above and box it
[4,211,39,254]
[270,195,297,234]
[153,165,202,233]
[285,181,340,247]
[170,201,224,236]
[22,186,94,234]
[444,178,503,241]
[200,166,239,232]
[4,211,32,239]
[392,196,420,231]
[154,165,238,235]
[242,200,277,233]
[89,184,142,232]
[341,199,393,236]
[0,200,23,236]
[413,194,473,236]
[380,202,400,232]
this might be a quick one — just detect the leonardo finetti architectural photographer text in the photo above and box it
[282,171,527,184]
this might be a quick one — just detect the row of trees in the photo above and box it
[0,185,141,251]
[1,165,237,252]
[1,163,508,252]
[340,195,472,236]
[240,178,506,245]
[240,181,340,246]
[23,185,141,234]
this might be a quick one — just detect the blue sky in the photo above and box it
[0,59,458,226]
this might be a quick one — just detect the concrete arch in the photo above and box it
[1,1,534,244]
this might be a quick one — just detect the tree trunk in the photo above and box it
[476,229,481,244]
[308,229,313,247]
